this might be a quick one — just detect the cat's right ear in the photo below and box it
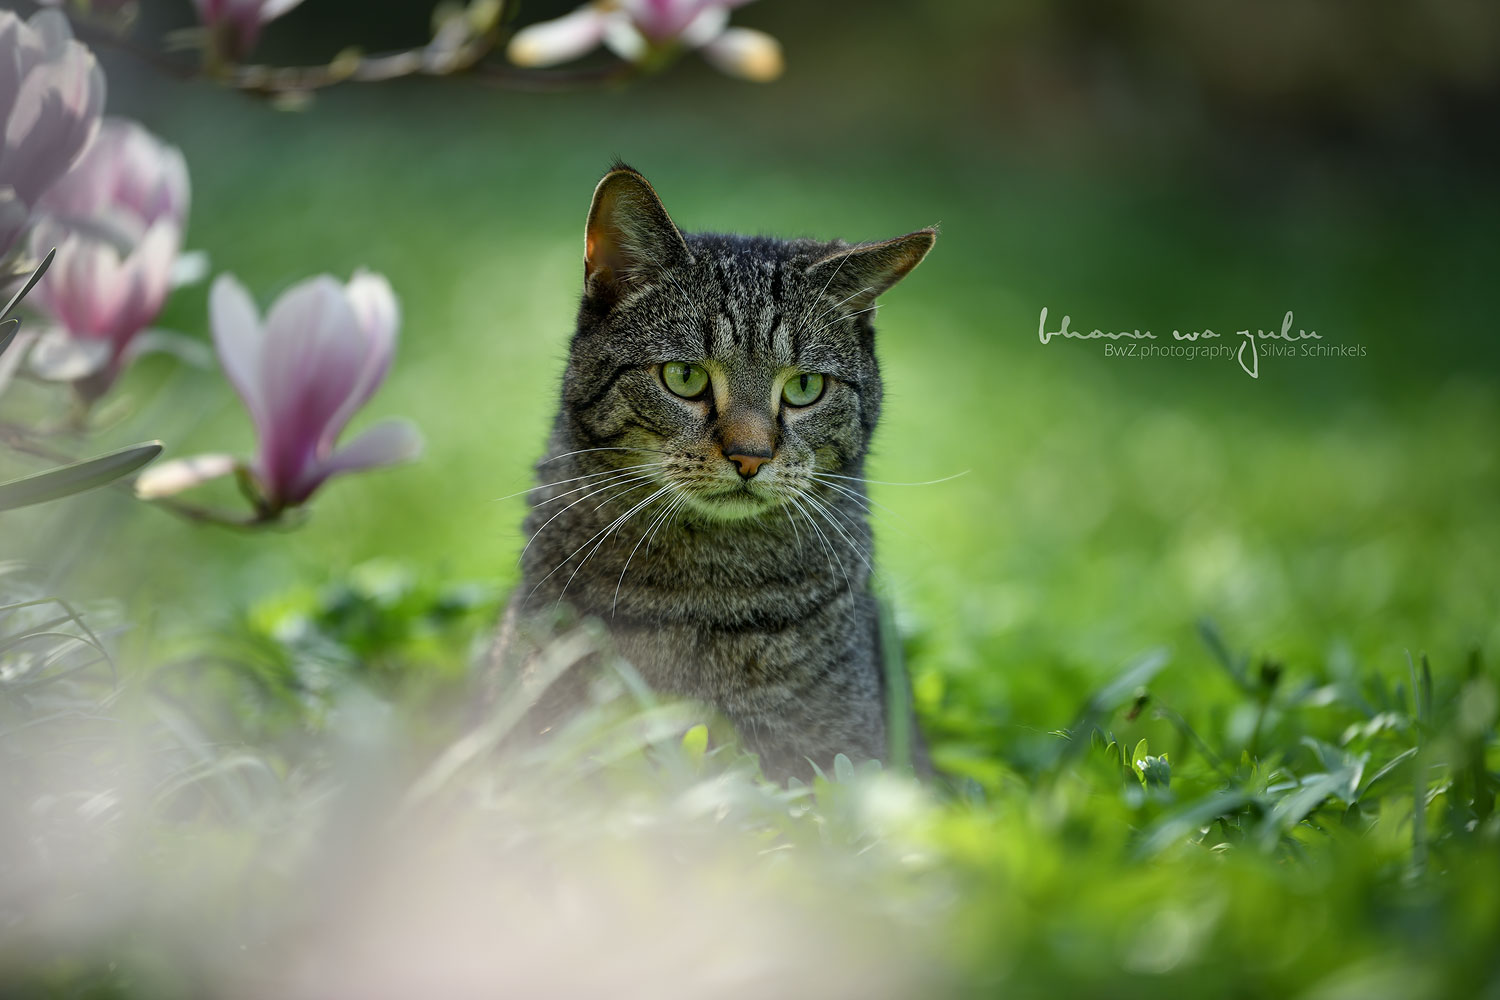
[584,166,691,304]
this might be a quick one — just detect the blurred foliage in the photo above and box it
[142,559,497,750]
[0,561,1496,995]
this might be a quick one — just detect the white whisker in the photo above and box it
[551,484,676,609]
[496,462,660,503]
[612,485,685,615]
[662,269,710,329]
[807,476,875,512]
[800,490,874,577]
[780,498,803,550]
[537,466,659,506]
[788,493,849,595]
[647,492,689,555]
[808,302,880,338]
[538,445,670,466]
[518,475,657,568]
[800,250,852,330]
[809,477,916,543]
[810,470,970,487]
[812,284,875,325]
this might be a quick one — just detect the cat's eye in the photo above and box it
[661,361,710,399]
[782,372,825,407]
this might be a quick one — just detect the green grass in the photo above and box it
[1,74,1497,997]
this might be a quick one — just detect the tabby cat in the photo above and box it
[489,163,935,781]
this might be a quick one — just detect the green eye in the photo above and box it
[661,361,709,399]
[782,372,825,407]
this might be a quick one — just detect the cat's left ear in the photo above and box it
[805,228,937,312]
[584,165,692,303]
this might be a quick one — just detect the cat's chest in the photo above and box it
[604,585,873,709]
[520,490,876,709]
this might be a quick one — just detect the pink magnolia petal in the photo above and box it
[0,187,27,259]
[601,18,648,62]
[316,419,424,480]
[259,277,367,427]
[0,17,30,124]
[33,228,122,334]
[148,142,191,223]
[100,219,178,351]
[624,0,706,42]
[0,328,38,398]
[345,268,398,354]
[322,269,398,449]
[120,220,179,326]
[27,8,73,54]
[30,114,117,221]
[217,269,410,509]
[507,7,612,67]
[1,11,75,108]
[134,452,238,499]
[258,0,307,22]
[30,218,178,372]
[699,26,782,82]
[42,119,191,233]
[677,6,729,48]
[121,328,215,369]
[1,15,104,206]
[28,326,111,380]
[5,60,94,201]
[210,273,268,433]
[255,276,370,498]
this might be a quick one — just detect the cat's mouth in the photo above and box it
[683,480,781,521]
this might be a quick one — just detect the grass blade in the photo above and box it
[0,248,55,325]
[0,441,163,511]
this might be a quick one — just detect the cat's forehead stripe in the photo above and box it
[689,253,796,366]
[709,312,736,358]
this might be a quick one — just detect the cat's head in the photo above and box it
[559,163,934,522]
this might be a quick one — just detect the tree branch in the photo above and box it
[41,3,639,99]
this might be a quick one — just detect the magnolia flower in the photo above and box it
[507,0,783,83]
[193,0,306,63]
[0,9,106,258]
[38,117,190,244]
[26,218,178,393]
[208,271,422,511]
[25,120,188,395]
[621,0,749,42]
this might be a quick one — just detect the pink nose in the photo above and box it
[726,452,770,478]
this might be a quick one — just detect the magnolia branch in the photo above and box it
[28,2,637,99]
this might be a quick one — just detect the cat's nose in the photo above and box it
[725,450,771,478]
